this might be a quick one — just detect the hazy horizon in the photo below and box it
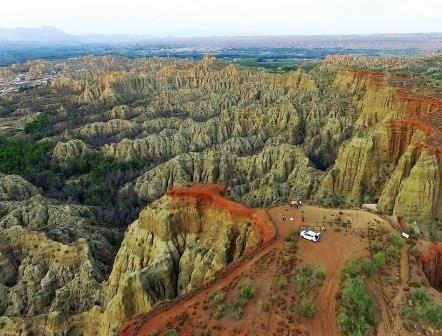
[2,0,441,37]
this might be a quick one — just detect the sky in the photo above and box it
[2,0,441,37]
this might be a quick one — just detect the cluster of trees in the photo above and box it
[0,137,150,227]
[55,154,151,225]
[0,138,54,179]
[24,114,50,135]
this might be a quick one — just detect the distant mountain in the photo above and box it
[0,26,70,42]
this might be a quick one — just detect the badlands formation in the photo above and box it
[0,54,440,335]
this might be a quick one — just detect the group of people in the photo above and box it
[289,200,303,208]
[282,200,305,223]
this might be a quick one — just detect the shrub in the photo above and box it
[314,266,327,281]
[210,292,225,305]
[418,302,442,329]
[0,138,53,178]
[403,286,442,329]
[213,304,225,319]
[389,233,404,249]
[385,245,401,261]
[24,114,50,135]
[199,329,210,336]
[233,305,244,320]
[361,252,385,276]
[164,329,179,336]
[277,275,288,290]
[342,259,361,280]
[298,299,315,318]
[296,265,313,294]
[410,287,430,305]
[338,311,369,336]
[240,282,255,300]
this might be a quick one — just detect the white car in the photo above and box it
[300,230,320,242]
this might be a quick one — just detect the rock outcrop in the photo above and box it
[53,139,96,161]
[0,174,39,201]
[0,184,273,336]
[125,144,321,208]
[94,184,271,335]
[0,175,121,335]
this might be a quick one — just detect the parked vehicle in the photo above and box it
[299,230,320,242]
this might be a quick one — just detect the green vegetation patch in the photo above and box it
[24,114,50,135]
[232,278,255,320]
[401,286,442,330]
[0,138,54,179]
[164,329,179,336]
[361,252,386,276]
[0,136,151,226]
[298,298,315,318]
[337,277,377,336]
[296,265,313,295]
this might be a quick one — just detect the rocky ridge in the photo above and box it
[0,183,273,335]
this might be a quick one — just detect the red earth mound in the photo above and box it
[420,243,442,292]
[168,184,276,243]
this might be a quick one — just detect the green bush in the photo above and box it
[389,233,404,249]
[385,245,401,261]
[338,311,370,336]
[231,279,255,320]
[0,138,54,178]
[213,304,225,319]
[210,292,225,305]
[240,282,255,300]
[342,259,361,280]
[277,275,288,290]
[24,114,50,135]
[410,287,430,305]
[361,252,385,276]
[403,286,442,330]
[418,302,442,329]
[233,305,244,320]
[314,266,327,281]
[296,265,313,294]
[338,277,376,336]
[298,299,315,318]
[164,329,179,336]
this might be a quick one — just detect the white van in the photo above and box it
[300,230,320,242]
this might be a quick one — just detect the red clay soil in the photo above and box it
[349,69,442,151]
[395,89,442,118]
[120,199,387,336]
[419,242,442,292]
[350,69,388,87]
[167,184,275,243]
